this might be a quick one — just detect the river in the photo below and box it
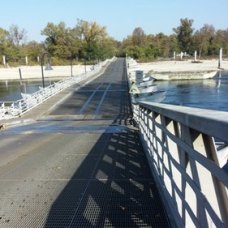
[150,70,228,112]
[0,79,57,102]
[1,71,228,112]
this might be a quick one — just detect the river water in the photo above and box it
[0,79,57,102]
[150,70,228,112]
[1,71,228,112]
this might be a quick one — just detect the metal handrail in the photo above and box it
[136,102,228,228]
[126,57,228,228]
[0,59,112,120]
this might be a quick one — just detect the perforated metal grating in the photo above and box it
[44,132,170,227]
[0,59,170,227]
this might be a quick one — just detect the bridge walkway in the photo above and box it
[0,58,170,227]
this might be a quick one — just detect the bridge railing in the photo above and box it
[126,57,228,227]
[0,59,112,120]
[133,101,228,227]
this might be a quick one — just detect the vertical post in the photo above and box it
[194,50,197,62]
[41,55,45,88]
[2,55,6,65]
[19,68,22,80]
[84,60,87,73]
[23,83,27,93]
[180,52,183,60]
[25,56,28,65]
[5,80,8,89]
[37,56,40,63]
[41,62,45,88]
[173,51,176,60]
[40,53,52,88]
[218,48,223,69]
[202,134,228,226]
[70,58,73,77]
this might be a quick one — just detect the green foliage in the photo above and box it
[73,19,112,60]
[144,45,160,60]
[173,18,194,53]
[40,19,115,63]
[0,28,10,60]
[122,32,178,61]
[193,24,216,57]
[132,27,145,46]
[124,18,228,61]
[0,18,228,66]
[24,41,44,63]
[50,56,70,65]
[8,25,27,46]
[125,46,143,59]
[41,22,76,58]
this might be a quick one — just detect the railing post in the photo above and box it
[202,134,228,225]
[132,101,228,227]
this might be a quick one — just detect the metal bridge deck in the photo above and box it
[0,58,170,227]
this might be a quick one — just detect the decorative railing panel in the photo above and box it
[134,101,228,227]
[126,57,228,227]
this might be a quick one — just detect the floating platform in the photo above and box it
[149,70,218,80]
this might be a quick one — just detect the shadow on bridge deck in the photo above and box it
[44,116,170,227]
[43,58,170,227]
[1,58,170,227]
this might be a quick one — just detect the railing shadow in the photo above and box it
[44,59,170,227]
[44,127,170,227]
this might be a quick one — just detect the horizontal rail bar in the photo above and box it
[139,101,228,143]
[126,57,228,228]
[0,59,113,120]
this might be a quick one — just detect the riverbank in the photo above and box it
[129,59,228,80]
[0,64,92,80]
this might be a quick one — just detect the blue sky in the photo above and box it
[0,0,227,42]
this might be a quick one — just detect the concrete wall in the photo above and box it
[0,65,92,80]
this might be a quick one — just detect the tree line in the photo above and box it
[121,18,228,61]
[0,18,228,66]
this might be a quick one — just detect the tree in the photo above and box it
[0,27,9,55]
[0,25,27,64]
[214,29,228,56]
[22,41,44,63]
[41,19,115,63]
[193,24,215,57]
[73,19,111,61]
[132,27,145,46]
[41,22,76,58]
[8,25,27,46]
[2,18,228,66]
[168,34,179,56]
[125,45,145,60]
[173,18,194,53]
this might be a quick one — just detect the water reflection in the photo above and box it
[152,70,228,112]
[0,79,57,101]
[1,72,228,112]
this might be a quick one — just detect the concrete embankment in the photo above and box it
[129,59,228,80]
[0,64,92,80]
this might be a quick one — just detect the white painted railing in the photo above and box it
[0,59,112,120]
[126,57,228,227]
[134,102,228,227]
